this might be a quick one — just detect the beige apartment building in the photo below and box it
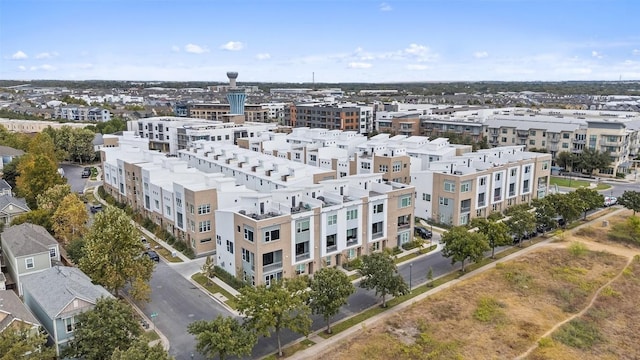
[413,146,551,226]
[188,103,270,123]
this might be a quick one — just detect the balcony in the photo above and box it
[493,195,502,202]
[372,231,384,239]
[295,252,310,262]
[346,237,358,247]
[326,244,337,253]
[263,262,282,273]
[572,139,586,144]
[460,206,471,213]
[397,223,411,230]
[477,201,486,208]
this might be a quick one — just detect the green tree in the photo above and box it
[309,267,355,334]
[574,148,611,175]
[237,277,311,357]
[555,151,575,170]
[1,157,21,189]
[505,207,537,247]
[573,188,604,220]
[617,190,640,215]
[471,218,511,258]
[187,316,257,360]
[52,193,88,243]
[70,128,98,164]
[441,225,490,272]
[16,153,65,208]
[63,297,141,360]
[110,341,173,360]
[532,197,557,234]
[66,238,86,264]
[358,252,409,308]
[79,206,154,301]
[0,326,55,360]
[547,193,581,227]
[10,209,53,232]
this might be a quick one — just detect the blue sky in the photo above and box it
[2,0,640,83]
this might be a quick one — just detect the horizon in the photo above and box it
[2,0,640,83]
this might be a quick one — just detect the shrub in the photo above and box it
[401,239,424,250]
[552,319,602,349]
[473,297,505,323]
[538,337,554,348]
[343,257,362,271]
[213,266,246,290]
[568,242,589,257]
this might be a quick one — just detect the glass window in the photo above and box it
[199,220,211,232]
[373,203,384,213]
[244,226,254,241]
[346,209,358,220]
[422,193,431,201]
[327,214,337,225]
[25,257,34,269]
[399,195,412,208]
[264,228,280,242]
[444,181,455,192]
[460,181,471,192]
[296,219,310,232]
[226,240,234,253]
[198,204,211,214]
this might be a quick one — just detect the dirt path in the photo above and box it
[515,241,638,359]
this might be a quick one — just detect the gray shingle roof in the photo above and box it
[20,266,112,319]
[0,289,40,331]
[0,179,11,191]
[0,194,29,213]
[0,146,24,157]
[1,223,57,257]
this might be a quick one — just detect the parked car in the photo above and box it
[414,226,433,239]
[604,196,617,207]
[144,250,160,262]
[81,167,91,178]
[89,204,103,214]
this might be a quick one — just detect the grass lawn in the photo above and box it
[141,330,160,342]
[191,273,239,309]
[263,339,316,359]
[394,244,438,264]
[550,176,611,190]
[141,234,183,263]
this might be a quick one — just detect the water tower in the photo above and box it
[225,71,245,115]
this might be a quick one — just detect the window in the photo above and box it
[346,209,358,220]
[189,204,194,214]
[200,238,212,243]
[501,128,508,134]
[296,219,310,232]
[264,228,280,242]
[346,228,358,242]
[296,264,306,275]
[360,162,370,170]
[563,133,570,139]
[460,181,471,192]
[226,240,234,253]
[398,231,410,244]
[199,220,211,233]
[327,214,337,225]
[25,257,34,269]
[510,168,517,176]
[326,234,337,251]
[501,137,507,143]
[494,188,502,201]
[64,317,75,333]
[439,197,450,206]
[509,183,516,196]
[478,192,486,207]
[529,140,535,145]
[379,164,388,172]
[392,161,402,172]
[244,226,254,242]
[295,153,301,159]
[165,205,171,216]
[542,161,549,170]
[49,247,56,258]
[373,203,384,213]
[479,177,486,186]
[444,181,455,192]
[372,221,384,235]
[495,173,501,181]
[399,195,412,208]
[523,179,530,193]
[198,204,211,214]
[310,154,317,161]
[524,165,531,174]
[422,193,431,201]
[562,142,569,148]
[529,130,536,136]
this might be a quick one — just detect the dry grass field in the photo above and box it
[321,211,640,360]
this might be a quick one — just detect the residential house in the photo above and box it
[0,194,30,225]
[0,289,42,336]
[0,145,24,172]
[0,223,60,295]
[21,266,112,356]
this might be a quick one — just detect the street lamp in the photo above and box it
[409,263,413,293]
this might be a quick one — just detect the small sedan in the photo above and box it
[414,226,433,239]
[144,250,160,262]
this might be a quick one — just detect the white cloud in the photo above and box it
[18,65,26,71]
[30,64,55,71]
[379,2,392,11]
[184,44,209,54]
[591,50,603,59]
[35,52,58,59]
[171,45,181,53]
[220,41,244,51]
[632,49,640,56]
[406,64,428,70]
[402,44,438,62]
[473,51,489,59]
[348,62,372,69]
[256,53,271,60]
[11,50,28,60]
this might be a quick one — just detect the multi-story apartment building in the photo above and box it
[483,108,640,175]
[101,139,414,286]
[284,102,373,134]
[412,146,551,226]
[188,103,270,123]
[375,111,422,136]
[127,117,276,154]
[419,117,484,143]
[215,173,415,286]
[260,102,288,122]
[54,106,111,122]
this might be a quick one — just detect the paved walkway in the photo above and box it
[289,207,628,360]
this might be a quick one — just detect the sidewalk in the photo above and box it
[288,207,627,360]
